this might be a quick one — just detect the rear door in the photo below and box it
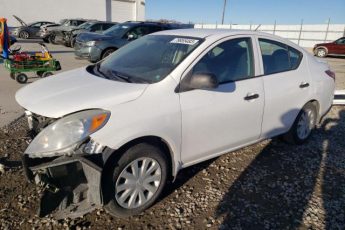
[257,37,311,138]
[179,36,265,164]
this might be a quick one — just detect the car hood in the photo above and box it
[15,67,148,118]
[13,15,27,27]
[77,32,113,42]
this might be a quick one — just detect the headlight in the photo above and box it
[86,41,96,46]
[25,109,110,158]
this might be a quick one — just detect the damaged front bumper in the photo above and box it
[22,152,105,219]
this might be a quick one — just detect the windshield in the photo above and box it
[78,22,93,29]
[102,23,132,37]
[89,35,202,83]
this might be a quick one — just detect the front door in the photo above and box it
[179,36,264,164]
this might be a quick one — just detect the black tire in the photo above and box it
[70,37,76,48]
[316,48,327,58]
[42,72,54,78]
[283,103,317,144]
[19,31,29,39]
[104,143,168,218]
[10,73,15,80]
[16,73,28,84]
[101,48,116,60]
[36,71,45,77]
[48,34,57,44]
[42,38,49,43]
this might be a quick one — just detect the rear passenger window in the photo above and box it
[259,39,302,75]
[192,38,254,84]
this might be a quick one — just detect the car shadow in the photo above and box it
[215,107,345,228]
[16,38,43,44]
[319,109,345,229]
[158,158,217,203]
[49,50,75,54]
[326,55,345,60]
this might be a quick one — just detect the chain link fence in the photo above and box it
[194,21,345,47]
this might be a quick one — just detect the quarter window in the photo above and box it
[192,38,254,84]
[259,38,302,75]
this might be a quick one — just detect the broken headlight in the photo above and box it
[25,110,110,158]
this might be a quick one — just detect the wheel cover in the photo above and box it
[21,31,29,39]
[297,109,315,140]
[103,50,113,58]
[317,49,326,57]
[115,157,162,209]
[17,75,26,82]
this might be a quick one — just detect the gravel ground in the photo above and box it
[0,106,344,229]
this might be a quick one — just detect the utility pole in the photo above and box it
[221,0,227,24]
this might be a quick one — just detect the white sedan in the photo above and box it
[15,29,335,219]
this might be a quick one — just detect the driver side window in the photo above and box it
[127,26,150,39]
[336,38,345,44]
[192,37,254,84]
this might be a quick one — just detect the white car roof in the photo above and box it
[154,28,271,39]
[153,28,304,52]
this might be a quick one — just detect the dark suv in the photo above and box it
[74,21,193,62]
[313,37,345,57]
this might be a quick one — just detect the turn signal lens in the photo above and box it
[89,113,109,132]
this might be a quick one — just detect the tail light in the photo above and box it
[325,70,335,81]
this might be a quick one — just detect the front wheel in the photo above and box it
[16,73,28,84]
[19,31,29,39]
[101,48,116,60]
[48,34,57,44]
[104,143,168,217]
[283,103,317,144]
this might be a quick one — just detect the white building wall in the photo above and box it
[0,0,145,26]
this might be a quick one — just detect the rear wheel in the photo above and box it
[36,71,45,77]
[104,143,168,217]
[16,73,28,84]
[19,31,29,39]
[70,37,76,48]
[316,48,327,58]
[42,72,54,78]
[283,103,317,144]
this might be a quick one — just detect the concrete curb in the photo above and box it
[333,90,345,105]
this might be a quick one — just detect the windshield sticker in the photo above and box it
[170,38,199,45]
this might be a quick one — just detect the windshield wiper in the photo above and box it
[108,70,150,83]
[108,70,133,82]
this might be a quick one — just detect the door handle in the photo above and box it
[299,82,310,88]
[244,93,259,100]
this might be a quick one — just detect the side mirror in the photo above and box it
[127,34,135,41]
[186,72,219,90]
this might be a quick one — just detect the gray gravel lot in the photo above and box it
[0,40,344,229]
[0,106,344,229]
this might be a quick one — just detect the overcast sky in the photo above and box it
[146,0,345,24]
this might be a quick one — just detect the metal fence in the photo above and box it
[194,21,345,47]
